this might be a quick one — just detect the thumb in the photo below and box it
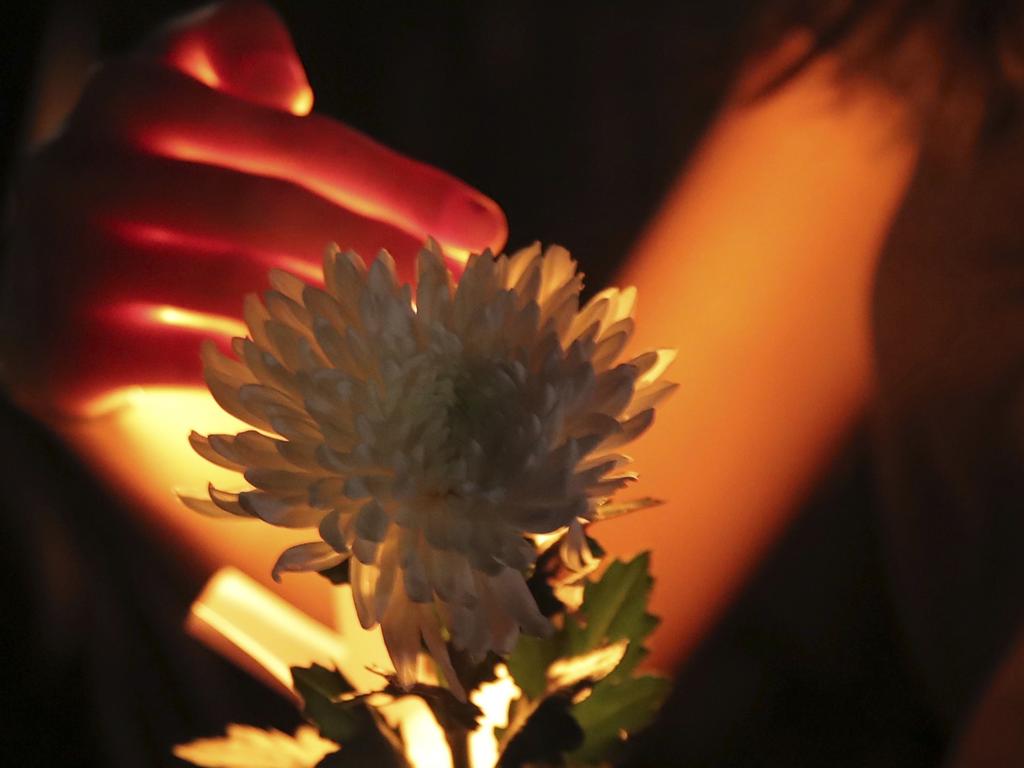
[143,0,313,115]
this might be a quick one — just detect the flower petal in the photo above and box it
[318,509,350,553]
[177,492,239,519]
[599,408,655,451]
[402,548,432,603]
[238,492,323,528]
[189,432,243,471]
[625,380,679,418]
[380,581,421,688]
[491,566,552,638]
[354,499,389,542]
[272,542,347,582]
[420,603,465,700]
[208,486,254,517]
[350,558,380,628]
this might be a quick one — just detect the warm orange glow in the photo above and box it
[598,54,919,670]
[59,386,337,625]
[162,8,314,119]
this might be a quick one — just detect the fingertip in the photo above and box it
[291,83,314,116]
[150,0,313,114]
[437,189,508,256]
[213,47,313,115]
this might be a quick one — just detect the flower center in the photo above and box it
[392,354,534,502]
[447,364,515,446]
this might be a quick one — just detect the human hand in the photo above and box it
[3,0,506,417]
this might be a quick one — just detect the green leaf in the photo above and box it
[315,732,402,768]
[291,665,362,744]
[605,639,648,686]
[380,678,483,734]
[291,665,408,767]
[507,552,662,703]
[566,553,666,764]
[503,553,669,767]
[506,633,562,700]
[569,675,670,765]
[565,553,659,657]
[293,664,356,700]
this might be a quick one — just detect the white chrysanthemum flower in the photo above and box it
[182,241,675,698]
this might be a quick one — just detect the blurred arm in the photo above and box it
[600,52,918,669]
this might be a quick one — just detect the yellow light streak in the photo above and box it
[149,304,248,338]
[187,567,346,701]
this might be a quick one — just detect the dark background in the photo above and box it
[0,2,948,766]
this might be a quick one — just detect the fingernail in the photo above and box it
[437,191,507,254]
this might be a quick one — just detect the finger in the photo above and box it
[10,221,279,416]
[142,0,313,115]
[46,306,226,415]
[70,140,423,274]
[12,223,251,414]
[1,219,222,416]
[70,60,507,258]
[10,144,429,415]
[25,142,432,328]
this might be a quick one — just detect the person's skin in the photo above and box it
[4,0,506,415]
[599,48,920,670]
